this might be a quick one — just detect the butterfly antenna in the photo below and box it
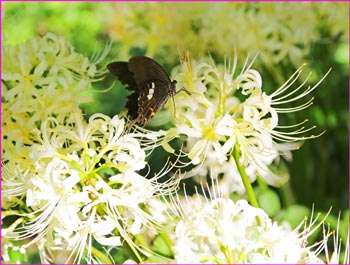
[176,87,192,96]
[177,86,202,97]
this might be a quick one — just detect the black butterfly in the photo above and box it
[107,56,179,128]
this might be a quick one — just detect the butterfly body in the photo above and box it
[107,56,177,127]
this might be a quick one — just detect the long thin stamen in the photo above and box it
[270,64,306,98]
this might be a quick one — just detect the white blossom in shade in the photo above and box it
[171,194,331,264]
[3,113,180,264]
[166,53,330,191]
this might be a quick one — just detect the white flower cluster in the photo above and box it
[2,34,178,264]
[165,54,330,193]
[172,196,325,264]
[2,33,101,201]
[3,112,179,263]
[2,32,97,125]
[2,33,345,264]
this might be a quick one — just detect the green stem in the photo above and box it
[114,220,144,263]
[233,145,259,208]
[233,145,262,226]
[233,144,262,226]
[91,246,113,263]
[158,231,174,255]
[134,233,151,252]
[279,181,295,208]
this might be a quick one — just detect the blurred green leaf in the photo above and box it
[256,188,281,218]
[153,235,173,257]
[280,204,311,228]
[334,43,349,65]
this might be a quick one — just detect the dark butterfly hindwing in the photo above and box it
[106,62,137,90]
[134,80,174,127]
[107,56,177,127]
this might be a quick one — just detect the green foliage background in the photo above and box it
[2,2,349,263]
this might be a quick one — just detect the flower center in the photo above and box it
[202,125,216,141]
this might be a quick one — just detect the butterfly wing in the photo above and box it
[127,56,175,127]
[107,56,176,127]
[128,56,171,86]
[107,62,138,91]
[107,61,140,119]
[130,80,173,127]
